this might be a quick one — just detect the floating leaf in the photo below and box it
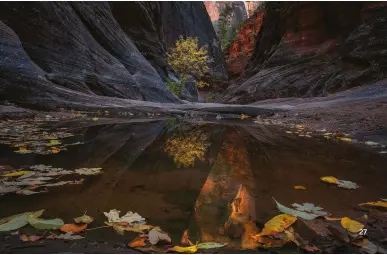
[28,215,64,230]
[75,168,103,176]
[60,223,87,233]
[128,237,146,248]
[337,137,352,142]
[197,242,227,249]
[1,170,31,177]
[240,114,249,120]
[0,210,43,232]
[103,209,145,223]
[15,147,32,154]
[341,217,364,233]
[253,214,297,237]
[92,117,99,121]
[321,176,339,184]
[273,198,320,220]
[0,185,20,194]
[294,185,306,190]
[359,201,387,208]
[337,180,359,189]
[20,234,41,242]
[46,140,61,147]
[168,244,198,253]
[74,214,94,224]
[292,203,328,216]
[105,222,152,234]
[148,226,171,245]
[364,141,378,146]
[16,189,43,195]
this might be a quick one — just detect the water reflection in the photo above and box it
[0,118,387,252]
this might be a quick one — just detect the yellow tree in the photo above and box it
[167,36,210,88]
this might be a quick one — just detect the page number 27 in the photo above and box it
[359,229,367,235]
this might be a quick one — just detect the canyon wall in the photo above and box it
[223,2,387,104]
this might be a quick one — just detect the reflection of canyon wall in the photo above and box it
[223,2,387,103]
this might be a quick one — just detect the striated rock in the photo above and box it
[223,2,387,104]
[180,76,200,102]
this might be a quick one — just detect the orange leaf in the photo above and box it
[128,237,146,248]
[20,234,41,242]
[60,223,87,233]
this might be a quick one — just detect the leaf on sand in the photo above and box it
[28,215,64,230]
[128,237,146,248]
[148,226,171,245]
[340,217,364,233]
[253,214,297,237]
[337,180,359,189]
[273,198,320,220]
[294,186,306,190]
[75,168,102,175]
[1,170,31,177]
[0,210,43,232]
[103,209,145,223]
[197,242,227,249]
[74,214,94,224]
[60,223,87,233]
[359,201,387,208]
[47,232,84,240]
[168,244,198,253]
[320,176,339,184]
[20,234,41,242]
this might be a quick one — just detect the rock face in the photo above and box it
[0,2,225,110]
[223,2,387,104]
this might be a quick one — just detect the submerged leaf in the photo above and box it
[168,244,198,253]
[337,180,359,189]
[274,198,320,220]
[340,217,364,233]
[254,214,297,237]
[60,223,87,233]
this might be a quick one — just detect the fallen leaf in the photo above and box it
[240,114,249,120]
[274,198,320,220]
[0,210,43,232]
[0,185,20,194]
[1,170,31,177]
[340,217,364,233]
[128,237,146,248]
[51,147,61,153]
[46,140,61,147]
[148,226,171,245]
[292,203,328,216]
[324,216,342,221]
[321,176,339,184]
[60,223,87,233]
[105,222,152,234]
[16,189,43,195]
[180,229,193,246]
[168,244,198,253]
[74,214,94,224]
[75,168,102,175]
[28,215,64,230]
[337,180,359,189]
[197,242,227,249]
[364,141,378,146]
[103,209,145,223]
[47,232,84,240]
[253,214,297,237]
[337,137,352,142]
[15,147,32,154]
[92,117,99,121]
[294,186,306,190]
[359,201,387,208]
[20,234,41,242]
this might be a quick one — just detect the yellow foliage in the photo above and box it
[1,170,31,177]
[320,176,339,184]
[168,244,198,253]
[340,217,364,233]
[164,130,209,168]
[253,214,297,238]
[359,201,387,208]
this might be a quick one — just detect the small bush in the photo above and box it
[166,79,182,96]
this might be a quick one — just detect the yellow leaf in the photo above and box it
[285,131,293,134]
[241,114,249,120]
[51,147,61,154]
[320,176,339,184]
[359,201,387,208]
[253,214,297,237]
[128,237,146,248]
[92,117,99,121]
[1,171,31,177]
[337,137,352,142]
[168,244,198,253]
[340,217,364,233]
[294,186,306,190]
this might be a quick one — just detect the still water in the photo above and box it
[0,117,386,253]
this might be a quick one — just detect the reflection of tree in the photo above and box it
[184,129,257,249]
[164,129,210,168]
